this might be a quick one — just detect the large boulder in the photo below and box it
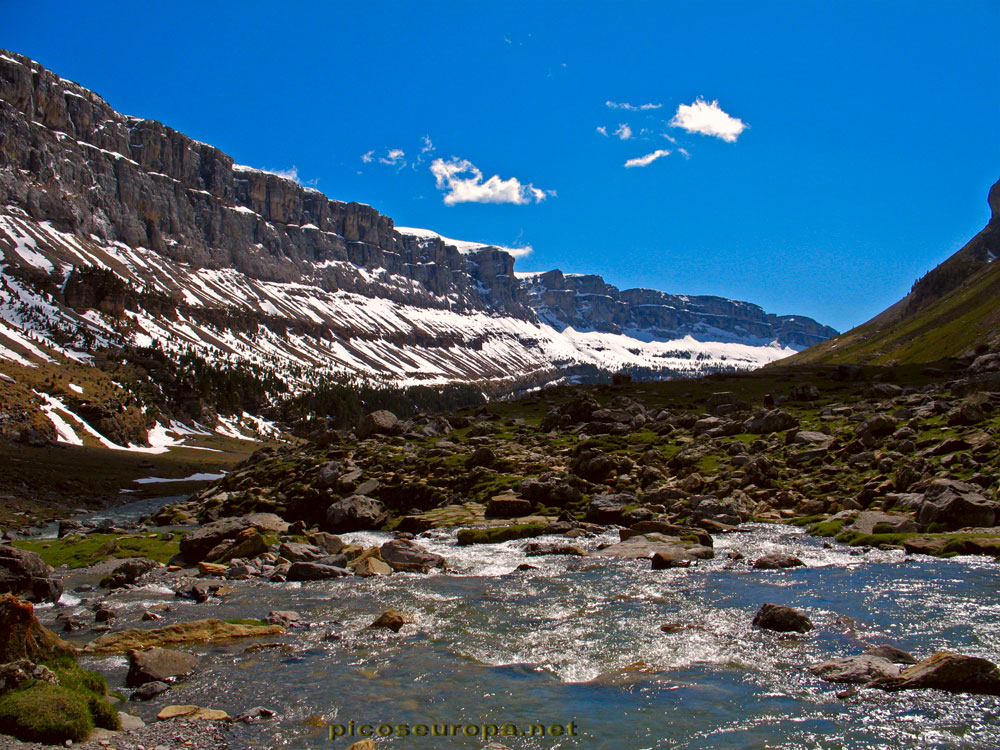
[379,539,445,572]
[744,410,799,434]
[179,515,286,564]
[0,546,63,603]
[752,603,813,633]
[102,558,160,590]
[0,595,75,662]
[126,648,198,687]
[356,410,399,439]
[917,480,998,531]
[871,651,1000,695]
[325,495,387,532]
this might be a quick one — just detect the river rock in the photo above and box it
[278,542,327,562]
[0,595,76,662]
[753,553,805,570]
[236,706,277,723]
[379,539,446,571]
[594,533,701,560]
[308,532,346,555]
[130,680,170,701]
[264,611,301,628]
[326,495,387,532]
[752,603,813,633]
[102,558,160,589]
[864,644,918,664]
[0,546,63,603]
[126,647,198,687]
[349,557,393,576]
[83,618,284,653]
[917,479,998,531]
[287,562,353,580]
[809,654,901,683]
[179,516,282,564]
[651,550,694,569]
[157,704,232,721]
[369,609,410,632]
[871,651,1000,695]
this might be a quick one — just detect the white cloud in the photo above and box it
[379,148,406,167]
[420,136,434,154]
[596,125,608,136]
[361,151,374,163]
[669,98,747,142]
[430,157,553,206]
[624,149,671,168]
[678,147,690,159]
[606,100,662,111]
[614,123,633,140]
[261,166,301,184]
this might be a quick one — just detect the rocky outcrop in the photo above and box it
[521,270,837,347]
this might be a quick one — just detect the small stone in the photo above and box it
[752,603,813,633]
[369,608,409,632]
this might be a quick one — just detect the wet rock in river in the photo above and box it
[369,609,410,632]
[809,654,901,684]
[380,539,446,571]
[130,680,171,701]
[83,618,285,653]
[101,557,160,589]
[753,553,805,570]
[864,644,918,664]
[871,651,1000,695]
[752,603,813,633]
[126,647,198,687]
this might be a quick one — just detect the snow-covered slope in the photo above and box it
[0,48,832,406]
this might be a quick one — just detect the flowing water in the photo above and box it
[41,501,1000,749]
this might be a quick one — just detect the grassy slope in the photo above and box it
[784,256,1000,365]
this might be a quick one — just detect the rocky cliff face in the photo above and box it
[0,49,835,391]
[521,270,836,348]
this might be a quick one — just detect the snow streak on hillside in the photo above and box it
[0,206,795,390]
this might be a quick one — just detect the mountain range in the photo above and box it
[0,48,835,409]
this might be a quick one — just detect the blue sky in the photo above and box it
[5,1,998,332]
